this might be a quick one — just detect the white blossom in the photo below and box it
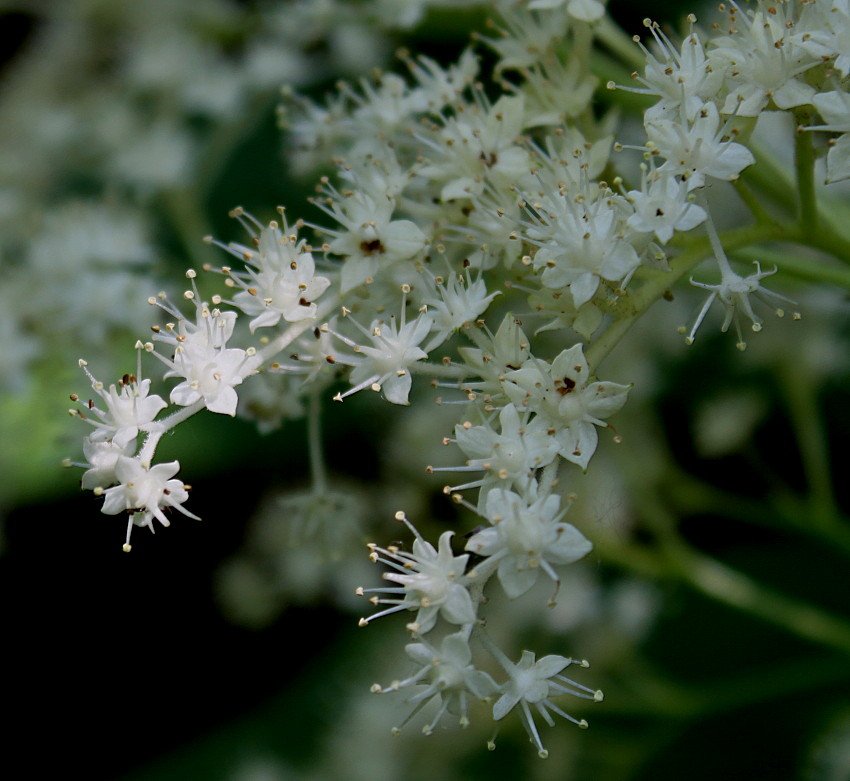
[100,456,199,552]
[313,187,426,292]
[524,188,640,307]
[810,90,850,183]
[626,170,707,244]
[358,512,476,634]
[417,94,532,201]
[436,404,559,498]
[793,0,850,77]
[711,0,818,116]
[72,361,166,448]
[684,260,796,349]
[211,214,330,331]
[330,296,433,405]
[646,102,755,189]
[466,488,592,598]
[502,345,631,469]
[372,632,498,734]
[421,267,500,351]
[151,283,261,416]
[80,437,136,491]
[487,644,602,758]
[623,21,726,121]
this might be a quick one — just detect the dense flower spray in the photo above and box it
[63,0,850,760]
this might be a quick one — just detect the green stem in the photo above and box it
[672,550,850,655]
[745,140,798,216]
[594,533,850,661]
[640,484,850,655]
[732,177,776,225]
[807,218,850,265]
[747,139,850,264]
[307,392,328,494]
[589,533,667,580]
[728,246,850,290]
[138,399,207,464]
[586,221,790,371]
[659,468,850,558]
[594,16,644,71]
[162,186,215,271]
[794,110,818,234]
[778,357,840,529]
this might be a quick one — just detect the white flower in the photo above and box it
[372,632,498,734]
[151,285,261,416]
[502,345,631,469]
[80,437,136,490]
[212,216,331,331]
[711,0,817,116]
[72,361,166,448]
[331,298,433,405]
[436,404,559,498]
[477,7,570,72]
[167,342,260,416]
[403,49,479,110]
[525,190,640,307]
[810,90,850,183]
[417,94,532,201]
[487,645,603,759]
[622,21,726,121]
[626,171,707,244]
[684,260,796,350]
[358,512,476,634]
[457,313,531,390]
[793,0,850,77]
[466,488,592,598]
[100,456,199,551]
[315,188,426,292]
[421,267,500,351]
[824,134,850,184]
[566,0,605,22]
[646,102,755,189]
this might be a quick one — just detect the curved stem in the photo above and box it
[137,399,207,464]
[728,246,850,290]
[732,176,775,225]
[747,139,850,264]
[586,221,791,371]
[672,550,850,655]
[612,478,850,655]
[745,140,798,216]
[778,357,840,530]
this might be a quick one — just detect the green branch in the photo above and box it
[729,246,850,290]
[794,111,818,234]
[587,221,792,371]
[672,551,850,655]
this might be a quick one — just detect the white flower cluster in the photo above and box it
[359,510,601,757]
[5,0,459,513]
[613,1,850,345]
[65,0,850,759]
